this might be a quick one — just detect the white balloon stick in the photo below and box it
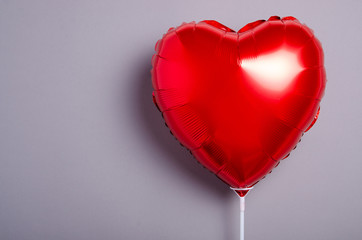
[240,197,245,240]
[230,186,253,240]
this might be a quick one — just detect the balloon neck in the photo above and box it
[230,187,254,197]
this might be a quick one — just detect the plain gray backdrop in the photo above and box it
[1,0,361,239]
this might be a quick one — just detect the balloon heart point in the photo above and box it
[152,16,326,190]
[231,187,254,197]
[235,190,249,198]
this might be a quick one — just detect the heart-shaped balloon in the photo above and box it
[151,16,326,196]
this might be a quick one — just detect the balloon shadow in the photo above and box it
[134,51,237,240]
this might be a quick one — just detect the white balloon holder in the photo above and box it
[230,187,254,240]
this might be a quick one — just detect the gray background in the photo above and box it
[1,0,361,239]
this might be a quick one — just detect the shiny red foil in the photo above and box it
[151,16,326,193]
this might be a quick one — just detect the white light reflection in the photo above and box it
[241,49,304,91]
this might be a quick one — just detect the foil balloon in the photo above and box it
[151,16,326,196]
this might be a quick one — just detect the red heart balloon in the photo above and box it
[151,16,326,196]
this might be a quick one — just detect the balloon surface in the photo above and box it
[151,16,326,196]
